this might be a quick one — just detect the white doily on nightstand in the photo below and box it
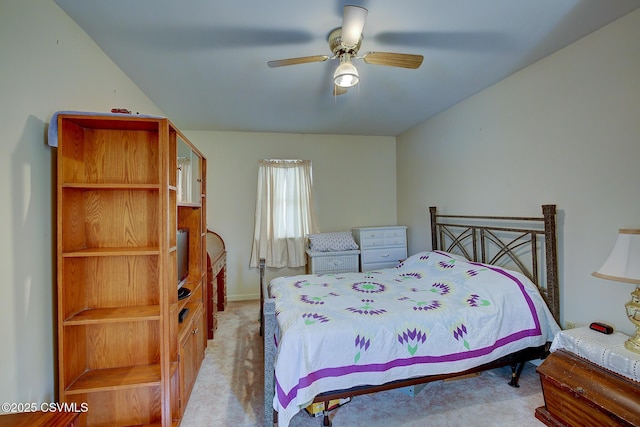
[550,326,640,382]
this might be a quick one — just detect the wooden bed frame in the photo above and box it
[261,204,559,427]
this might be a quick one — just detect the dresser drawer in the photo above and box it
[354,228,406,247]
[361,247,406,265]
[362,260,403,271]
[360,237,405,248]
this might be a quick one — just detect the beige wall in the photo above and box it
[397,9,640,336]
[0,0,165,404]
[186,131,397,299]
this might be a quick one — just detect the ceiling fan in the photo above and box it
[267,5,424,95]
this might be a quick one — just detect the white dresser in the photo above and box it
[352,226,407,271]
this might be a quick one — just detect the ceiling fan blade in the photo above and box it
[341,5,368,48]
[267,55,330,68]
[362,52,424,69]
[333,85,348,96]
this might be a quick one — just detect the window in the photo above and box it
[250,159,319,268]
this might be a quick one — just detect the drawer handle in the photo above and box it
[381,254,390,258]
[193,328,199,335]
[575,386,584,394]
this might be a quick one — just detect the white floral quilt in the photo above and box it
[269,251,560,426]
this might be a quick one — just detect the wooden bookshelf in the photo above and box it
[53,113,207,426]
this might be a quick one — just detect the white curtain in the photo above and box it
[250,159,320,268]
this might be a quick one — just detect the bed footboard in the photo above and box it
[261,258,276,427]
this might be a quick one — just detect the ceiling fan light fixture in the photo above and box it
[334,55,359,88]
[341,5,368,48]
[267,5,423,94]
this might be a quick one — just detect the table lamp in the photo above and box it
[592,228,640,353]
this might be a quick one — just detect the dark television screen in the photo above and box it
[177,228,189,288]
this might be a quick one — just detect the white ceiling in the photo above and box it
[54,0,639,136]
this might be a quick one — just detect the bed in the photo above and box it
[261,205,561,427]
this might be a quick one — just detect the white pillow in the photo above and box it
[308,232,359,252]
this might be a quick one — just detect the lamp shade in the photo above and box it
[334,55,359,88]
[592,228,640,284]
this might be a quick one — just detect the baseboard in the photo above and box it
[228,293,260,302]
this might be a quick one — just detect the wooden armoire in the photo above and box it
[51,113,207,426]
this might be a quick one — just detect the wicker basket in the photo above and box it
[305,249,360,274]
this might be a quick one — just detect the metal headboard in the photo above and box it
[429,205,559,323]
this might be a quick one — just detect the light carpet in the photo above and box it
[182,300,546,427]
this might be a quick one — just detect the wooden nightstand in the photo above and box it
[535,328,640,426]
